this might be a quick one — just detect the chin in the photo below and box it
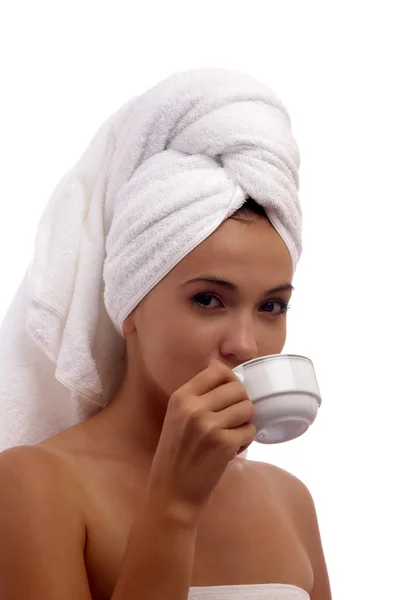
[159,367,200,398]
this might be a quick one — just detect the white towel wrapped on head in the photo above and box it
[0,68,302,450]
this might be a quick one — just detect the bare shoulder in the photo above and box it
[0,444,61,485]
[237,457,312,502]
[242,459,319,538]
[0,443,84,497]
[1,442,71,469]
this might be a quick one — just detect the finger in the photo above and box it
[220,423,256,458]
[216,399,255,429]
[201,381,249,412]
[181,360,238,397]
[236,441,253,456]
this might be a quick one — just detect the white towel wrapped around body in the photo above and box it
[0,68,302,450]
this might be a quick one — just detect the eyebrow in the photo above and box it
[182,276,294,296]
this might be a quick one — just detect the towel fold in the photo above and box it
[0,68,302,450]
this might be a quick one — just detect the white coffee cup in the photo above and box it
[233,354,322,444]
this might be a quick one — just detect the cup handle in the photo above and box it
[233,365,245,385]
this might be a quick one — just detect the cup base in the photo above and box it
[255,417,310,444]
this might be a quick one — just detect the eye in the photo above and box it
[190,293,223,309]
[260,300,290,317]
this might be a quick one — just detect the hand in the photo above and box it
[145,359,256,523]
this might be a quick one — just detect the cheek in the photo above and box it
[275,323,288,352]
[257,320,287,355]
[137,309,216,395]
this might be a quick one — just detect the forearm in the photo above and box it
[111,501,198,600]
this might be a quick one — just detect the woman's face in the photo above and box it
[124,216,293,401]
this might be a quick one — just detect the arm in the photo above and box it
[0,446,199,600]
[1,362,251,600]
[112,497,198,600]
[0,446,92,600]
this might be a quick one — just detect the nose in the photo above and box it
[219,316,258,365]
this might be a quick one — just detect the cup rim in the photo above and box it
[237,354,314,370]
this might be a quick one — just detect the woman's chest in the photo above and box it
[83,473,313,600]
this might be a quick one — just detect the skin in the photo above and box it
[0,215,332,599]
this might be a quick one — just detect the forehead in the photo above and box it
[170,217,293,283]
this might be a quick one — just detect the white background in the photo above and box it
[1,2,397,598]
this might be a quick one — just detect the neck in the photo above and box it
[86,367,167,463]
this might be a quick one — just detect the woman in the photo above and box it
[0,69,332,599]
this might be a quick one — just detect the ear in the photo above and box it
[122,312,136,335]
